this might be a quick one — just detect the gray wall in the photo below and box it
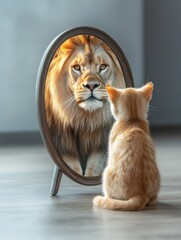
[0,0,144,133]
[145,0,181,126]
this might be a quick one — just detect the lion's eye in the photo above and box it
[99,64,108,71]
[73,64,81,71]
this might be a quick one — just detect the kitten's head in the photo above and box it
[106,82,153,121]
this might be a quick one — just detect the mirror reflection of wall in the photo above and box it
[45,34,126,177]
[1,0,143,134]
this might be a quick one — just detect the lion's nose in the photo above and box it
[83,83,100,91]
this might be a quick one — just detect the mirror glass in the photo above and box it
[37,27,134,185]
[44,34,126,177]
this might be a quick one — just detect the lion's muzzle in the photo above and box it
[74,75,107,112]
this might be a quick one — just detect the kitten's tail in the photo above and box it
[93,195,149,211]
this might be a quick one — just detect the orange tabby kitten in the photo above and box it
[93,82,160,211]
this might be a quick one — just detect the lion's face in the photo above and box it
[63,40,125,112]
[66,47,111,111]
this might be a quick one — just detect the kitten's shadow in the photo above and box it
[52,193,181,218]
[145,202,181,218]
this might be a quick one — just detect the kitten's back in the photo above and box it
[93,83,160,211]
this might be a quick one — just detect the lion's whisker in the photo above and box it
[74,93,89,97]
[62,96,74,106]
[66,98,76,108]
[63,95,76,109]
[104,110,113,123]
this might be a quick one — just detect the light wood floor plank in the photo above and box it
[0,131,181,240]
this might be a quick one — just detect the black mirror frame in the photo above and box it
[36,26,134,186]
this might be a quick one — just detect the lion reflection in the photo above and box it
[45,35,125,176]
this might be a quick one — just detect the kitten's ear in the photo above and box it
[140,82,154,102]
[106,84,120,102]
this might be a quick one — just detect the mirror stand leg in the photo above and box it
[50,165,63,196]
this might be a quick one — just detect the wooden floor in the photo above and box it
[0,130,181,240]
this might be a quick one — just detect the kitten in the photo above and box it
[93,82,160,211]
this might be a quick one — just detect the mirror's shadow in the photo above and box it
[45,34,126,177]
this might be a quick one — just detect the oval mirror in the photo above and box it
[36,26,134,195]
